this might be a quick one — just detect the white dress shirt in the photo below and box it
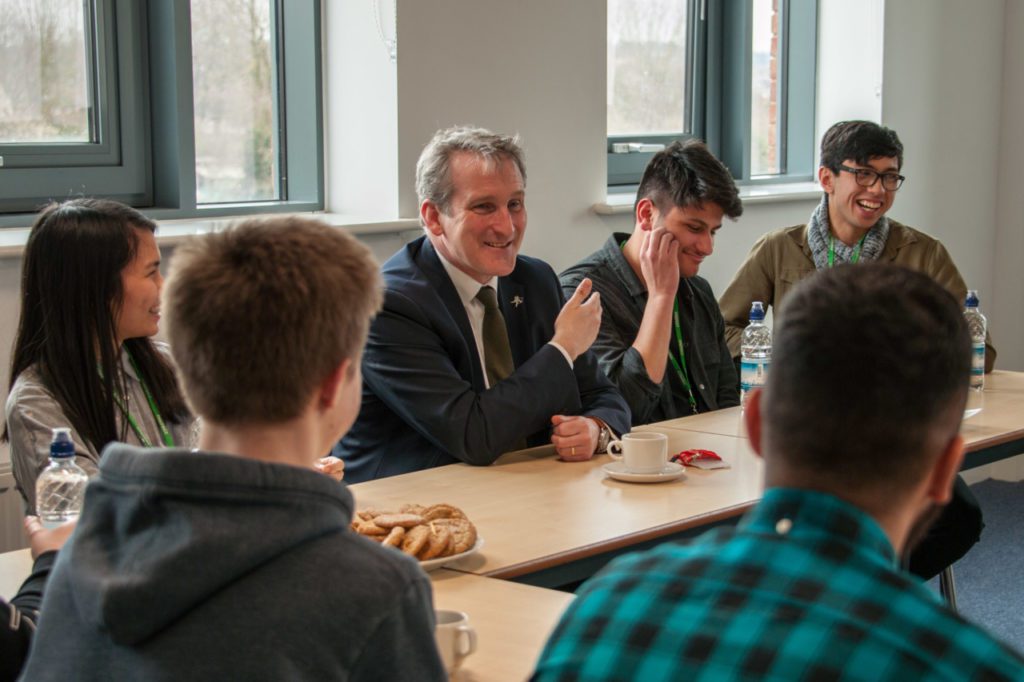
[435,251,571,389]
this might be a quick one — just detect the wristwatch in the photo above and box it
[595,420,614,454]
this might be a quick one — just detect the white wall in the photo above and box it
[816,0,884,140]
[881,0,1005,359]
[324,0,400,219]
[993,0,1024,372]
[394,0,613,270]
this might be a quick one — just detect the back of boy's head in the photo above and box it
[762,263,968,500]
[163,216,382,424]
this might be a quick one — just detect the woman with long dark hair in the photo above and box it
[3,199,192,513]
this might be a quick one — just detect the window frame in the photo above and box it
[0,0,324,226]
[0,0,150,214]
[607,0,817,190]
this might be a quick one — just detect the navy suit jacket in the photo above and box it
[336,237,631,482]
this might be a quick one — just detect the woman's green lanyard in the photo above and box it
[669,299,699,415]
[621,240,698,414]
[105,351,175,447]
[828,233,868,267]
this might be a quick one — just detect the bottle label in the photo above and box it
[970,343,985,388]
[740,358,770,392]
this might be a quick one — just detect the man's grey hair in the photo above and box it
[415,126,527,216]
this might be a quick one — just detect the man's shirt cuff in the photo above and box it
[547,341,574,369]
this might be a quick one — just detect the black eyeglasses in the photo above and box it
[838,165,905,191]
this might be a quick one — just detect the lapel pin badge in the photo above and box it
[511,295,524,308]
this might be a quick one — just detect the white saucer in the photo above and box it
[602,461,687,484]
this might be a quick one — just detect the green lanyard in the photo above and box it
[828,233,867,267]
[106,351,175,448]
[668,298,699,415]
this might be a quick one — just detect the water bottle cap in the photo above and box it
[50,427,75,458]
[965,290,979,308]
[749,301,765,321]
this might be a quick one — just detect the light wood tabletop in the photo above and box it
[643,371,1024,464]
[431,569,573,681]
[350,430,763,582]
[0,547,32,601]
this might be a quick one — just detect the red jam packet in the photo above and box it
[671,449,730,470]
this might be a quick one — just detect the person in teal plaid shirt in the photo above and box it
[533,264,1024,681]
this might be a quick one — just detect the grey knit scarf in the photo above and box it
[806,195,890,270]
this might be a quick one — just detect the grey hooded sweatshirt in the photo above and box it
[20,445,446,681]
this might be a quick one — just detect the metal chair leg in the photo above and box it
[939,565,958,611]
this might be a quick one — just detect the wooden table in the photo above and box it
[0,546,32,600]
[646,370,1024,470]
[957,372,1024,467]
[431,569,573,681]
[350,431,763,587]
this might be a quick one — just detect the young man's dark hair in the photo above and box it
[533,264,1024,682]
[819,120,904,172]
[763,264,968,504]
[635,139,744,218]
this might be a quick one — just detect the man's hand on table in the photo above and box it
[551,415,601,461]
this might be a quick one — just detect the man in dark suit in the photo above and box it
[336,127,631,482]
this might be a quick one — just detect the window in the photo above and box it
[0,0,149,214]
[0,0,323,223]
[607,0,817,188]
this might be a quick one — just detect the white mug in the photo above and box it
[434,609,477,673]
[607,431,668,474]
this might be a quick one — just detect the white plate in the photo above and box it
[602,461,687,484]
[418,537,485,572]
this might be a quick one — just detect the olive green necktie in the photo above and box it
[475,286,516,388]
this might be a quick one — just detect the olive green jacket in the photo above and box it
[718,220,997,371]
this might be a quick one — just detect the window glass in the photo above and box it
[191,0,280,204]
[750,0,782,176]
[607,0,689,136]
[0,0,91,143]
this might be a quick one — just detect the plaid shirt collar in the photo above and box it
[741,487,899,569]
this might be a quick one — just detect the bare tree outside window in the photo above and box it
[607,0,688,136]
[191,0,279,204]
[0,0,90,143]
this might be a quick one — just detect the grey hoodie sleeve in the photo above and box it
[348,573,446,681]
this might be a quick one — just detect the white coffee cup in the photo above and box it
[607,431,668,474]
[434,609,477,673]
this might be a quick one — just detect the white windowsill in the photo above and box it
[0,213,422,258]
[593,181,821,215]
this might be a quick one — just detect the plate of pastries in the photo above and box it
[352,503,482,570]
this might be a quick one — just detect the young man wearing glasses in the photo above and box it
[720,120,995,369]
[718,120,992,583]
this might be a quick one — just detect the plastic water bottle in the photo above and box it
[36,427,88,529]
[740,302,771,406]
[964,290,987,392]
